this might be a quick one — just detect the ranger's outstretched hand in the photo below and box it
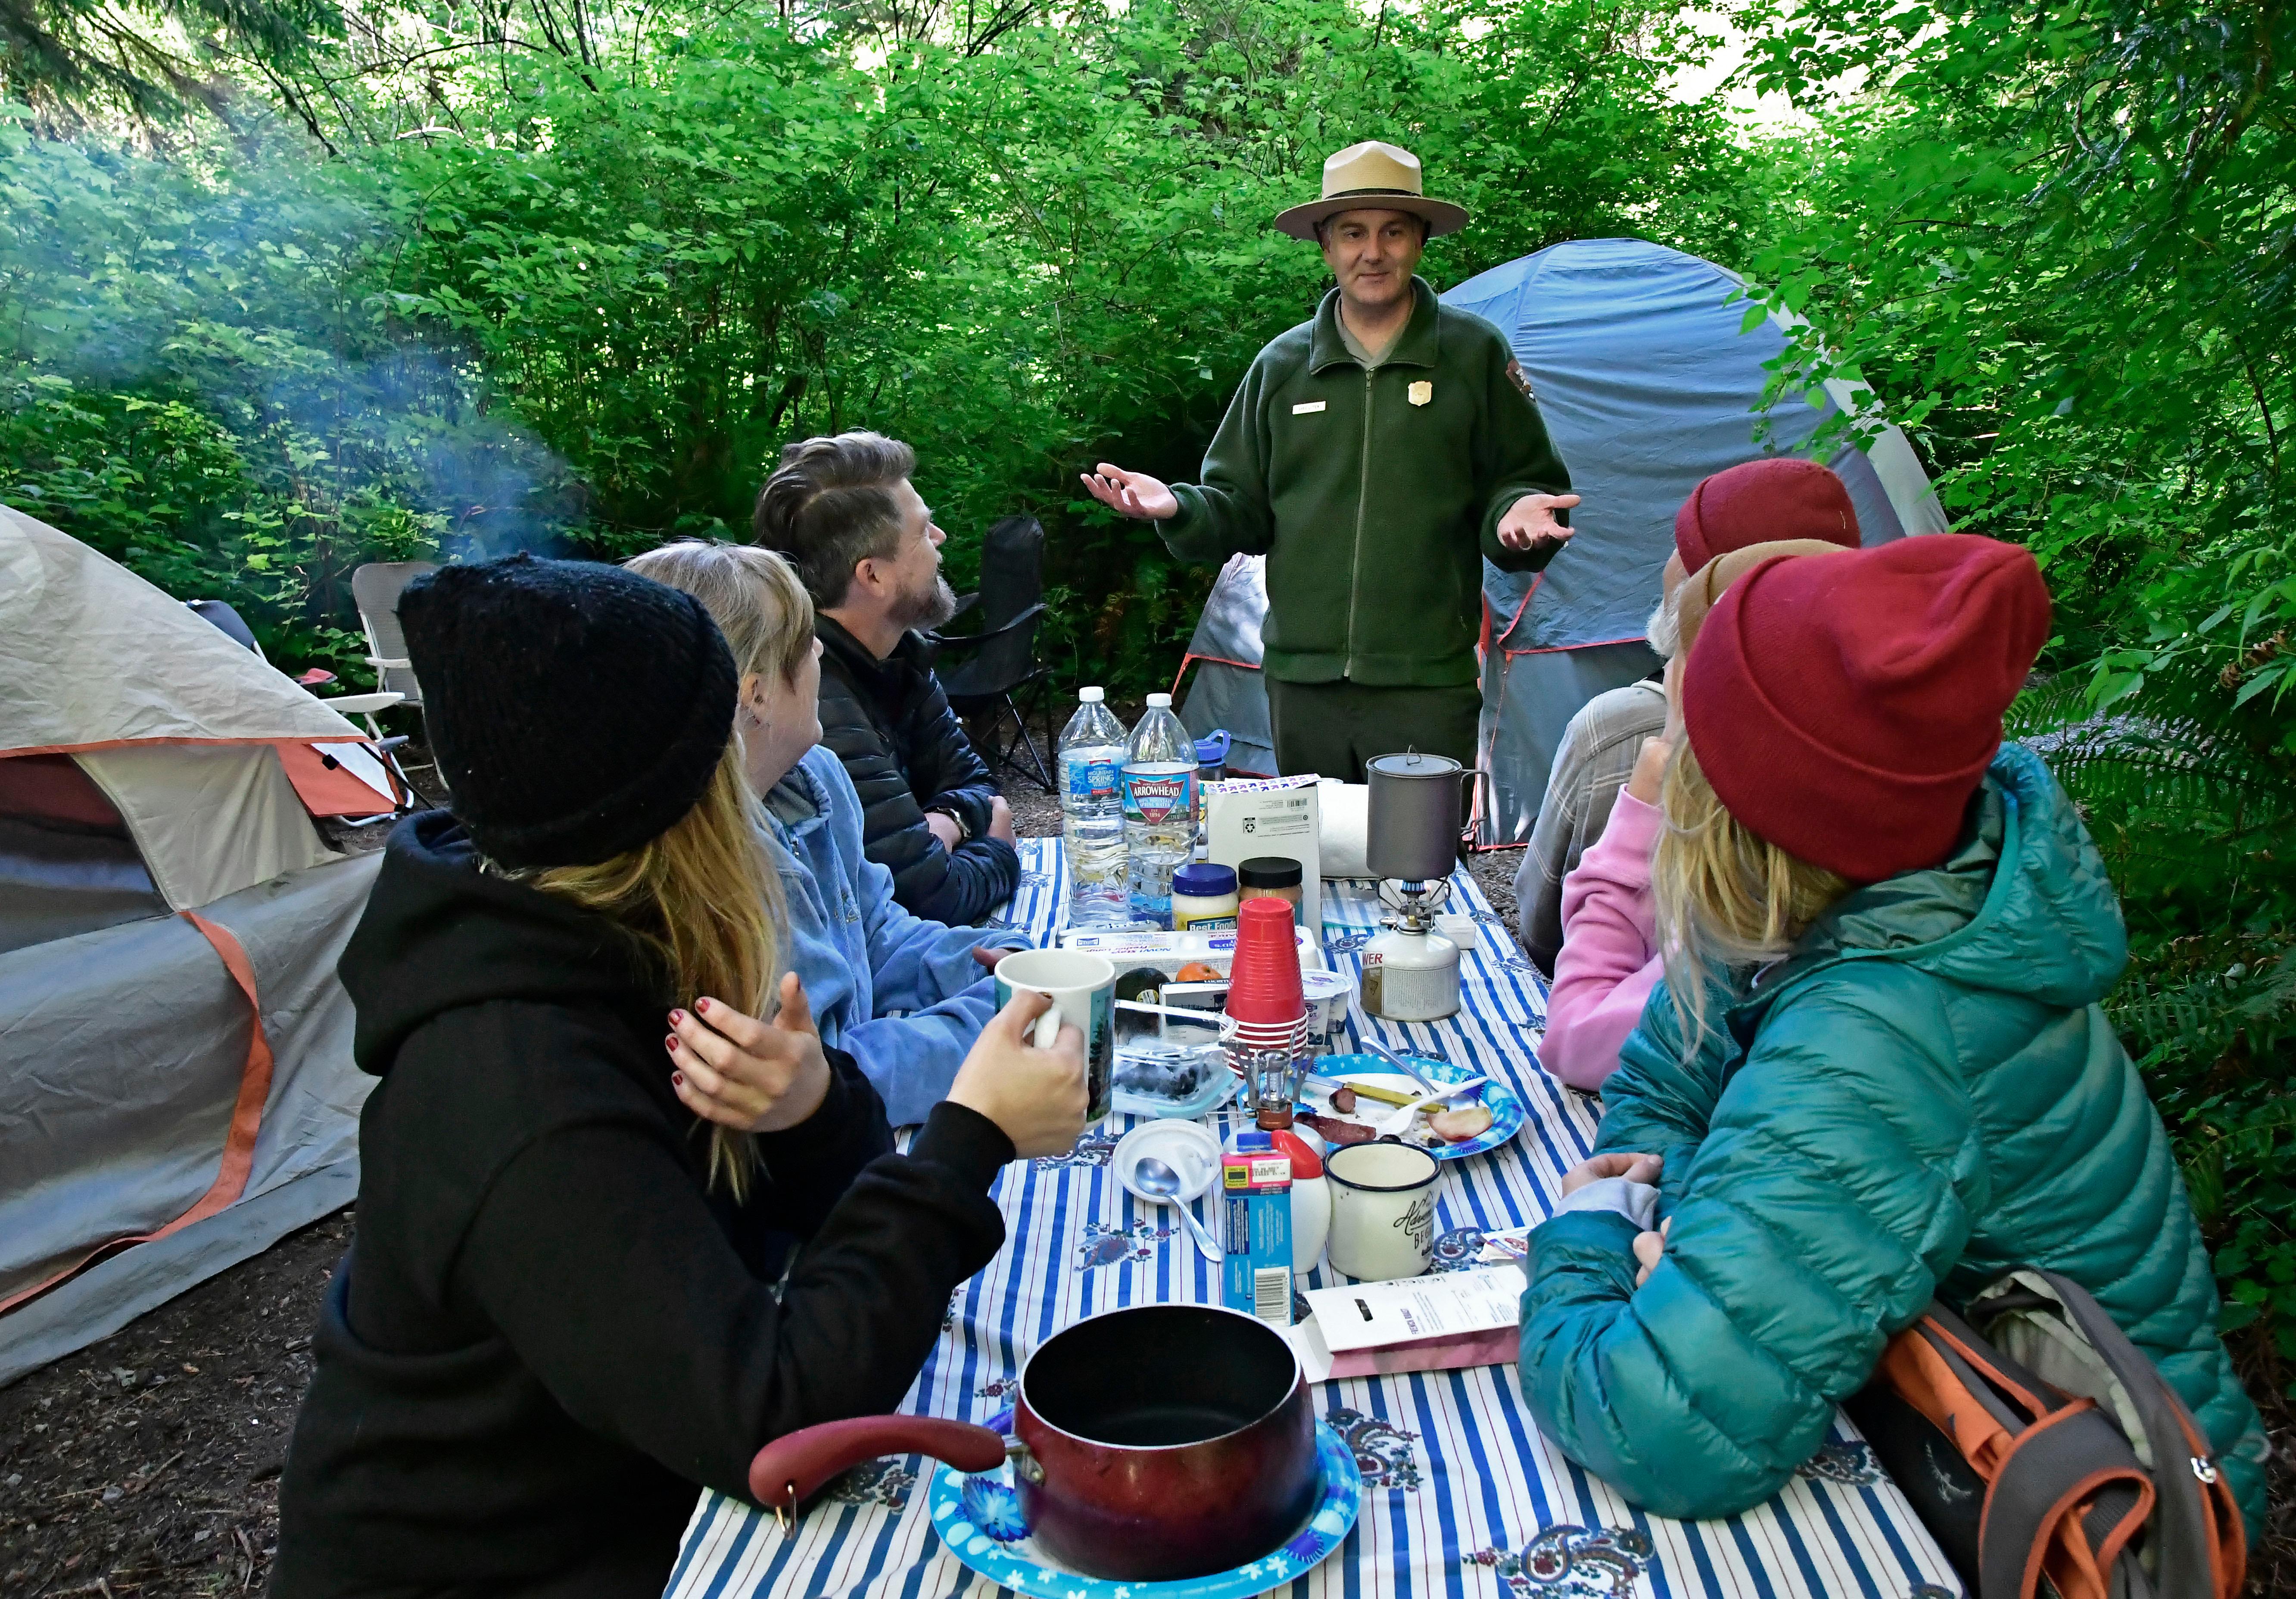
[1080,463,1178,521]
[1496,491,1582,554]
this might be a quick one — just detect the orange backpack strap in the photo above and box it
[1977,1400,2152,1599]
[2025,1270,2247,1598]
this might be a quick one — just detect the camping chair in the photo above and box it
[928,516,1054,793]
[187,597,420,815]
[351,561,441,792]
[187,599,265,657]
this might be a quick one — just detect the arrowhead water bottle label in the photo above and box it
[1121,764,1196,823]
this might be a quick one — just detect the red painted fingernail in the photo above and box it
[695,998,710,1014]
[673,1071,685,1087]
[669,1010,685,1025]
[665,1036,678,1053]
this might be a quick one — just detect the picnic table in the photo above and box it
[668,838,1960,1599]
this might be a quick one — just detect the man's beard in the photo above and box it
[894,571,960,632]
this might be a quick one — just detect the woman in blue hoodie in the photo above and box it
[626,541,1029,1127]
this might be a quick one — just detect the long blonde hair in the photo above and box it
[511,739,785,1199]
[1651,740,1852,1050]
[623,541,815,684]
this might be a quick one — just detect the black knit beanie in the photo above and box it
[398,552,738,868]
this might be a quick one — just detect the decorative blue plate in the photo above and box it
[1305,1054,1525,1161]
[927,1419,1361,1599]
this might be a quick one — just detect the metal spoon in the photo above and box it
[1358,1034,1446,1098]
[1134,1157,1224,1262]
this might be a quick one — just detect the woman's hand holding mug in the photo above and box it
[668,972,832,1133]
[948,989,1088,1158]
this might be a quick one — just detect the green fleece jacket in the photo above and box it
[1518,742,2268,1539]
[1160,278,1572,688]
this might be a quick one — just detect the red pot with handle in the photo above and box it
[751,1303,1318,1581]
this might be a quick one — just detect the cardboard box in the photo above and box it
[1287,1266,1524,1381]
[1059,924,1324,977]
[1221,1133,1295,1328]
[1205,776,1321,942]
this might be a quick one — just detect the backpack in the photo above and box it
[1844,1269,2246,1599]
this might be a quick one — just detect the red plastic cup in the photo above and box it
[1224,896,1305,1026]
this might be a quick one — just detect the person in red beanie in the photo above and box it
[1535,534,1845,1091]
[1670,454,1859,576]
[1514,456,1864,976]
[1517,534,2268,1549]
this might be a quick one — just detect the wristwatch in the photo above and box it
[926,806,972,846]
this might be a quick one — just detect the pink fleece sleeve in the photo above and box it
[1538,791,1665,1091]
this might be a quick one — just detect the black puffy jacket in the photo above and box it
[814,616,1019,927]
[273,812,1013,1597]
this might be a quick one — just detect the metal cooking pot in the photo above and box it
[1365,750,1485,882]
[749,1304,1318,1581]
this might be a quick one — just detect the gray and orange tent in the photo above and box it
[1,505,395,1384]
[1173,237,1949,837]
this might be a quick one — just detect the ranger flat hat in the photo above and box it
[1273,141,1469,241]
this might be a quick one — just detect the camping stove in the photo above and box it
[1358,751,1468,1022]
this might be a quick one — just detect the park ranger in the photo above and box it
[1082,140,1578,781]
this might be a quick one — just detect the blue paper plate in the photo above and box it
[927,1419,1361,1599]
[1305,1053,1525,1161]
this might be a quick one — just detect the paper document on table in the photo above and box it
[1306,1267,1523,1351]
[1288,1267,1525,1382]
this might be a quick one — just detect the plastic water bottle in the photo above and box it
[1058,688,1131,927]
[1122,692,1198,929]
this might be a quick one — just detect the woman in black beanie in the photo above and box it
[273,553,1084,1598]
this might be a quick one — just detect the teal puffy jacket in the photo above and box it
[1518,742,2267,1539]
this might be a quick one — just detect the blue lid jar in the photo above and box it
[1171,861,1238,899]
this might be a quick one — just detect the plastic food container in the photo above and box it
[1301,967,1355,1057]
[1238,856,1305,910]
[1170,861,1240,932]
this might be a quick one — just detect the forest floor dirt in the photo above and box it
[3,740,2285,1594]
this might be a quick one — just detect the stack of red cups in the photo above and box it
[1223,897,1310,1113]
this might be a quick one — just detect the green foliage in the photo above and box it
[2010,660,2296,1380]
[4,0,1763,692]
[0,105,567,673]
[1734,0,2296,1373]
[0,0,338,121]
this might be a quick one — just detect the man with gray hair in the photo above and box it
[1513,456,1864,976]
[754,430,1019,927]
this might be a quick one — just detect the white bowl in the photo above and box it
[1112,1119,1224,1204]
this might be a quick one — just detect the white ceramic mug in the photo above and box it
[993,948,1115,1122]
[1324,1141,1440,1281]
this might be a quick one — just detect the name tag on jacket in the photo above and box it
[1291,401,1327,414]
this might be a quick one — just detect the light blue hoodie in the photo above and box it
[762,746,1028,1126]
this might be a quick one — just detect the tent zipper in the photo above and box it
[1344,364,1373,676]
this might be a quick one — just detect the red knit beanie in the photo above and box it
[1682,535,2052,882]
[1674,457,1862,572]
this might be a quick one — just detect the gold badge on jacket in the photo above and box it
[1408,380,1433,407]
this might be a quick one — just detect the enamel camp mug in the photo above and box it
[994,947,1115,1123]
[1324,1140,1440,1281]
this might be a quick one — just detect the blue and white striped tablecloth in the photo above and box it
[667,839,1960,1599]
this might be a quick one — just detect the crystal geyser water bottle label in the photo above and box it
[1065,754,1119,803]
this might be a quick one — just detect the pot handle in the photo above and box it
[748,1415,1008,1515]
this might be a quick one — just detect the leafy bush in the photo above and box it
[4,0,1769,693]
[2012,664,2296,1387]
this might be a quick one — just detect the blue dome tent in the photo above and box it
[1174,236,1948,843]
